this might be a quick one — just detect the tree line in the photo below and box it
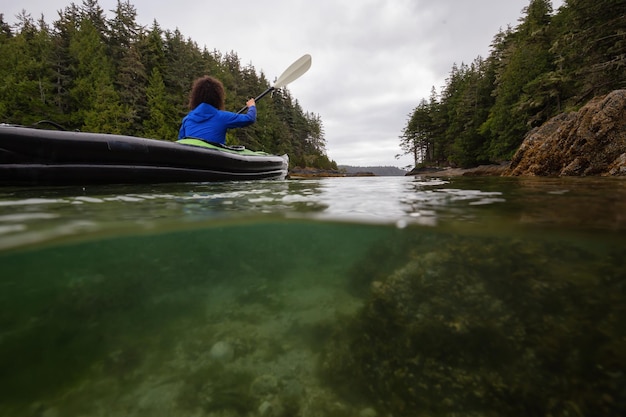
[0,0,337,170]
[400,0,626,168]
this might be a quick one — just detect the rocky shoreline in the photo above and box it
[292,90,626,179]
[407,90,626,178]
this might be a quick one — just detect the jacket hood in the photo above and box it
[185,103,218,123]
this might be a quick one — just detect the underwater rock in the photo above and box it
[258,399,285,416]
[359,407,377,417]
[299,388,352,417]
[176,362,255,414]
[321,234,626,416]
[209,341,235,362]
[135,381,181,416]
[258,400,272,415]
[282,378,305,401]
[30,404,58,417]
[250,374,280,397]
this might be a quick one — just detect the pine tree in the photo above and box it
[482,0,555,160]
[448,57,494,167]
[143,67,178,140]
[0,12,57,124]
[68,17,129,130]
[558,0,626,103]
[108,0,146,132]
[49,3,81,124]
[138,21,165,77]
[80,0,107,39]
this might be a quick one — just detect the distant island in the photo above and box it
[289,165,408,178]
[338,166,408,176]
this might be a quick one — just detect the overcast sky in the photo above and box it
[3,0,564,168]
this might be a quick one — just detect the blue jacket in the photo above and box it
[178,103,256,144]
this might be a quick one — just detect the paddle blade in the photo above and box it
[273,54,312,89]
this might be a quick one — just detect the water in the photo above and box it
[0,176,624,417]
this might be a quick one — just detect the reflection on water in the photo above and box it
[0,176,625,416]
[2,176,624,252]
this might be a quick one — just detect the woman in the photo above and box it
[178,75,256,144]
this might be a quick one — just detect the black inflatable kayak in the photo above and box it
[0,124,289,185]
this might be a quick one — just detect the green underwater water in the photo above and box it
[1,220,625,416]
[0,176,625,416]
[0,220,397,415]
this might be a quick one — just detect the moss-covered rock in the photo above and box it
[321,234,626,416]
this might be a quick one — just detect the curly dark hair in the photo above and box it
[188,76,225,110]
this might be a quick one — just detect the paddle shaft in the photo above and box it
[237,86,275,114]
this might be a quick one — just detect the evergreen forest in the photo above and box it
[400,0,626,168]
[0,0,336,170]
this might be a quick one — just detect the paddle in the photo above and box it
[237,54,312,114]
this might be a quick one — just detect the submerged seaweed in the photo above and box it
[321,233,626,416]
[177,362,255,414]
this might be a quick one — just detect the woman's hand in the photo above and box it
[246,98,256,107]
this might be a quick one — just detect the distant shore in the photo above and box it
[406,162,510,177]
[287,163,511,178]
[288,167,375,178]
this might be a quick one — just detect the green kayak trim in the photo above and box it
[176,138,272,156]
